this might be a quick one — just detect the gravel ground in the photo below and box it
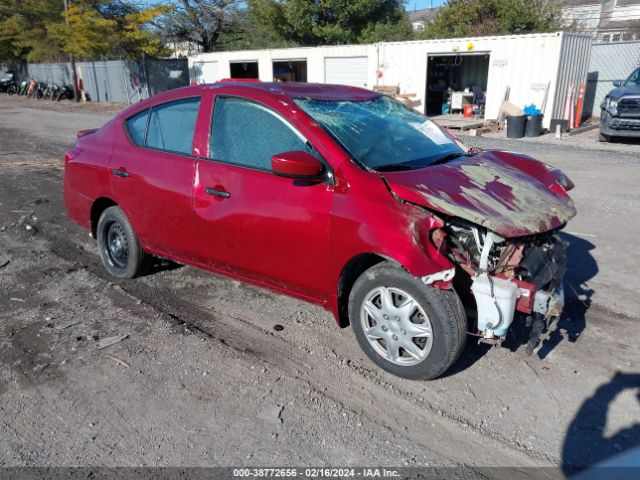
[478,126,640,155]
[0,96,639,474]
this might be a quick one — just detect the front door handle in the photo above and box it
[205,188,231,199]
[112,169,130,178]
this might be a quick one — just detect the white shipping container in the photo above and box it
[378,32,592,129]
[189,44,376,84]
[188,32,592,129]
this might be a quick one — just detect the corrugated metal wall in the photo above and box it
[585,41,640,118]
[378,33,578,129]
[26,59,188,103]
[28,63,71,84]
[550,33,593,123]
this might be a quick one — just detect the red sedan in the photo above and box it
[65,81,576,379]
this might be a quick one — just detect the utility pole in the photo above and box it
[63,0,80,101]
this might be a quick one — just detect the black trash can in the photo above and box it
[525,114,543,137]
[506,115,526,139]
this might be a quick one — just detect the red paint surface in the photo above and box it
[271,151,324,178]
[64,82,575,323]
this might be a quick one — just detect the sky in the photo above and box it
[405,0,447,11]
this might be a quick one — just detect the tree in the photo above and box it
[213,8,296,51]
[248,0,412,46]
[47,4,117,59]
[0,0,62,62]
[162,0,242,53]
[420,0,560,39]
[0,0,169,62]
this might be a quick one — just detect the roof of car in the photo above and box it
[116,81,381,120]
[207,81,381,102]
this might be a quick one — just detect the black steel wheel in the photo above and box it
[96,206,149,278]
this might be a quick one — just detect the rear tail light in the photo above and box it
[549,171,574,195]
[555,173,575,191]
[64,147,82,163]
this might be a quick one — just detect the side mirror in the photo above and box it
[613,80,623,87]
[272,151,324,179]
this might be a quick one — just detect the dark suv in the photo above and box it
[600,67,640,142]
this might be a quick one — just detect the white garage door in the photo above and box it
[325,56,368,88]
[193,61,219,84]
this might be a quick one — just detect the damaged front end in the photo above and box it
[443,219,568,353]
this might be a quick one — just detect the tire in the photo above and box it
[598,132,610,143]
[7,85,16,95]
[349,262,466,380]
[96,206,149,279]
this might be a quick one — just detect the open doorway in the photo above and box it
[426,52,490,119]
[230,61,259,79]
[273,59,307,82]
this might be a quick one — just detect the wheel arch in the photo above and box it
[336,253,401,328]
[90,197,118,238]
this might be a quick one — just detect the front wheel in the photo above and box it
[349,263,466,380]
[96,206,150,279]
[598,132,610,143]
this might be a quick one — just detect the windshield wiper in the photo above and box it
[430,152,470,166]
[375,163,414,172]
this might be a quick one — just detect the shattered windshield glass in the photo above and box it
[294,95,466,171]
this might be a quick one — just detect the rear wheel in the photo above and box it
[96,206,149,279]
[349,262,466,380]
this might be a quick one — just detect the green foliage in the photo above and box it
[359,16,413,43]
[248,0,412,46]
[0,0,62,62]
[420,0,560,39]
[214,9,297,51]
[0,0,169,62]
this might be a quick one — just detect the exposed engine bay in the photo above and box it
[442,219,568,353]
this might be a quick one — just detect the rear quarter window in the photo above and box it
[125,109,149,146]
[123,97,201,155]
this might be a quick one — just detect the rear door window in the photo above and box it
[210,96,307,171]
[146,97,201,155]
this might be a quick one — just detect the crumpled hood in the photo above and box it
[382,150,577,238]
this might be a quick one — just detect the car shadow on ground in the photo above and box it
[604,136,640,146]
[148,258,183,275]
[562,371,640,474]
[536,232,597,359]
[444,233,598,377]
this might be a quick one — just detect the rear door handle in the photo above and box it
[112,169,130,178]
[205,188,231,199]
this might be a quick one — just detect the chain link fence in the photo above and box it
[22,58,189,104]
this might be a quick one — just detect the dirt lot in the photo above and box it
[0,96,639,474]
